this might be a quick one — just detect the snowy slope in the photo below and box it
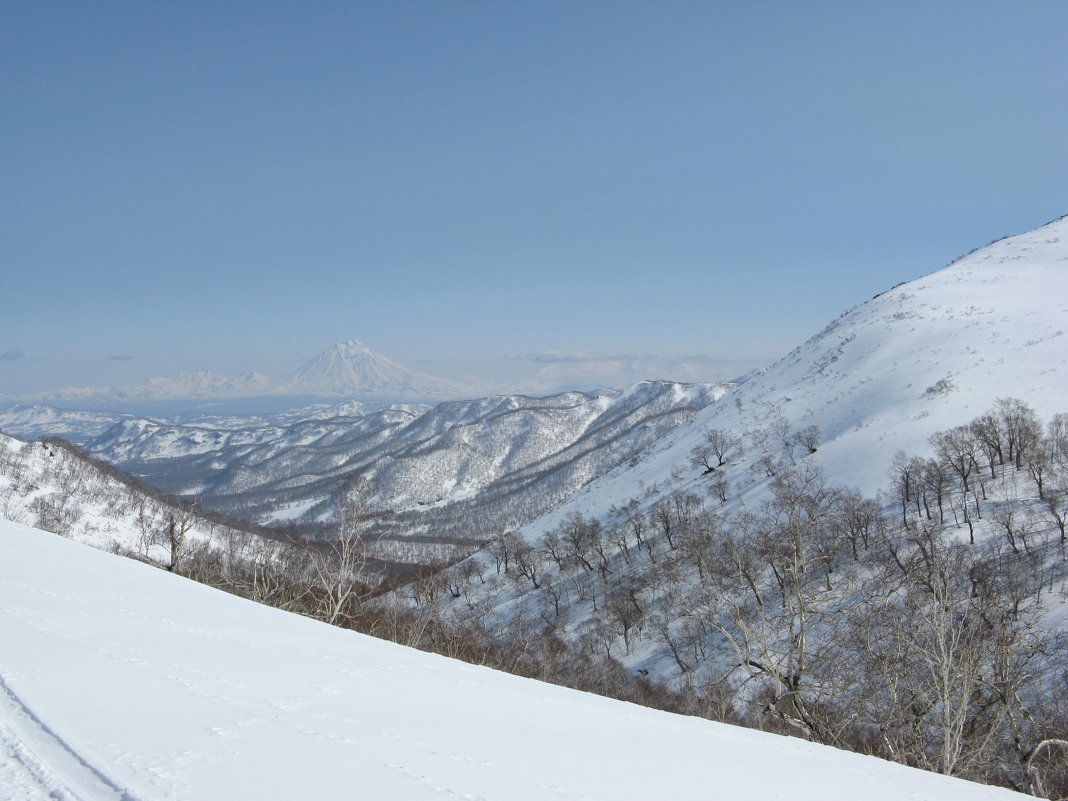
[0,519,1028,801]
[519,214,1068,539]
[0,431,274,568]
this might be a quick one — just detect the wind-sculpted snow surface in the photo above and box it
[0,520,1029,801]
[87,382,730,539]
[520,215,1068,539]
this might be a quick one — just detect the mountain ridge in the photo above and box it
[514,213,1068,542]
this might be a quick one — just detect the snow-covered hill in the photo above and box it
[0,404,139,443]
[0,519,1029,801]
[0,430,295,579]
[518,214,1068,540]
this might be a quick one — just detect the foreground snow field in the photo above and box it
[0,520,1029,801]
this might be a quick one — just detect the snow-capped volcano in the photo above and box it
[274,339,473,400]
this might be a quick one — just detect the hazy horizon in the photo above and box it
[4,2,1067,397]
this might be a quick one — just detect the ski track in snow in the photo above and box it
[0,674,131,801]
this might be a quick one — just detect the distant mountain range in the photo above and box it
[9,340,477,407]
[82,380,732,540]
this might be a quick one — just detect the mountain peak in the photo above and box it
[276,340,472,401]
[333,339,373,354]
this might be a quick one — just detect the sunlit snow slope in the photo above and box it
[0,521,1028,801]
[524,215,1068,536]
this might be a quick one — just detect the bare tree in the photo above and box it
[969,412,1006,477]
[302,477,378,625]
[165,503,198,574]
[997,397,1043,470]
[1043,469,1068,549]
[930,426,980,494]
[689,442,718,474]
[703,429,744,467]
[682,465,858,743]
[793,424,821,455]
[889,451,922,528]
[513,538,541,589]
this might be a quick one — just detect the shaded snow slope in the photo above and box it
[521,214,1068,539]
[0,520,1028,801]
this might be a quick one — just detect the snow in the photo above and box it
[517,214,1068,541]
[83,381,728,535]
[0,519,1029,801]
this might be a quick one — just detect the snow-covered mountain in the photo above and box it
[275,339,475,400]
[517,214,1068,541]
[352,216,1068,788]
[0,519,1029,801]
[86,382,731,550]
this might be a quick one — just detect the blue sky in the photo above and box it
[3,1,1067,396]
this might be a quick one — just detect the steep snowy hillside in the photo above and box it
[0,431,293,577]
[0,520,1029,801]
[521,214,1068,539]
[414,215,1068,768]
[87,382,730,548]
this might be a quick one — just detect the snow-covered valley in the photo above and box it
[79,381,730,552]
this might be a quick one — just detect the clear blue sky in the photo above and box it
[3,1,1067,395]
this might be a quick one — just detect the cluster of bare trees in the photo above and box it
[890,399,1068,553]
[471,399,1068,795]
